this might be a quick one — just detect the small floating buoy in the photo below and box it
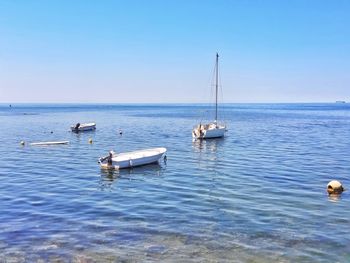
[20,141,25,146]
[88,138,93,144]
[119,129,123,135]
[327,180,344,195]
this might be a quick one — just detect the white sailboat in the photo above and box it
[192,53,226,139]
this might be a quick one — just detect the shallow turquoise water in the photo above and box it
[0,103,349,262]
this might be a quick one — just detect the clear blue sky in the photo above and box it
[0,0,349,103]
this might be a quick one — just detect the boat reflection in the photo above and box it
[70,129,95,144]
[99,168,118,191]
[328,193,342,202]
[99,163,166,191]
[192,137,225,153]
[192,137,226,168]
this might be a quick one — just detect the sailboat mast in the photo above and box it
[215,53,219,123]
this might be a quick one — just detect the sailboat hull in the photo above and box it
[192,124,226,139]
[202,126,226,138]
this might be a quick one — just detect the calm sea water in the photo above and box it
[0,103,349,262]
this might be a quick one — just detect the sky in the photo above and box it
[0,0,349,103]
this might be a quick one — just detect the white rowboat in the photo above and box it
[99,147,167,169]
[30,141,69,146]
[71,122,96,132]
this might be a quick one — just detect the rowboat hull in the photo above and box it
[99,147,167,169]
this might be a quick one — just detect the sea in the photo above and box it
[0,103,349,262]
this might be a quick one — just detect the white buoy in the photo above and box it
[327,180,344,195]
[88,138,93,144]
[20,141,25,146]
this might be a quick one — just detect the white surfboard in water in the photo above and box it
[30,141,69,146]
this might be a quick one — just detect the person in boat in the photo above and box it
[74,123,80,131]
[199,123,204,138]
[107,151,113,166]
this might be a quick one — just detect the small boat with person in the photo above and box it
[98,147,167,169]
[71,122,96,132]
[193,53,226,139]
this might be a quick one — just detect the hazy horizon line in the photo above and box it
[0,101,346,105]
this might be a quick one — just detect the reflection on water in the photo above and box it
[99,168,119,191]
[71,129,96,135]
[192,137,225,153]
[99,163,165,191]
[328,193,342,202]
